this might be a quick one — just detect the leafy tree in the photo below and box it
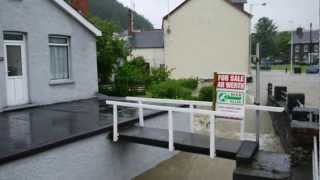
[114,57,149,96]
[273,32,290,61]
[89,16,129,83]
[254,17,278,58]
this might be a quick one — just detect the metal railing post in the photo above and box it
[210,113,216,159]
[138,100,144,127]
[190,104,194,133]
[113,104,119,142]
[168,110,174,152]
[314,136,319,180]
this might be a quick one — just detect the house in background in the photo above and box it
[127,10,165,69]
[0,0,101,112]
[163,0,251,79]
[290,30,319,64]
[126,0,251,79]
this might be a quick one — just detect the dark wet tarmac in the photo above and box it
[0,98,158,163]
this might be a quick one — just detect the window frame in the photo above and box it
[48,35,72,82]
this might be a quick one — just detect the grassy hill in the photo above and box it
[66,0,154,31]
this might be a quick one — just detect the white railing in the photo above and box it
[126,97,284,140]
[313,136,319,180]
[106,97,284,159]
[106,100,242,159]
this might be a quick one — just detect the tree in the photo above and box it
[254,17,278,58]
[89,16,129,83]
[273,32,290,61]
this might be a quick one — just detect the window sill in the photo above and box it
[49,79,74,86]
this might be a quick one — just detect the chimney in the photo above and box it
[128,9,134,36]
[71,0,88,17]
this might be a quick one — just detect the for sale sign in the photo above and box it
[214,73,247,119]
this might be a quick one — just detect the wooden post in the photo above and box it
[212,72,218,111]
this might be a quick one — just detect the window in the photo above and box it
[304,45,309,52]
[4,32,23,41]
[314,44,319,52]
[295,45,300,53]
[49,36,70,80]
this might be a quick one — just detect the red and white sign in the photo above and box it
[215,73,247,120]
[216,74,246,90]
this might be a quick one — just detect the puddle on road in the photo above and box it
[134,113,284,180]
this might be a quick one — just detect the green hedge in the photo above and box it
[198,86,213,101]
[177,78,198,90]
[146,80,194,100]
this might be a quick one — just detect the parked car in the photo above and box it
[306,65,319,74]
[260,58,272,70]
[273,59,285,64]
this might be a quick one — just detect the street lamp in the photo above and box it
[288,20,294,73]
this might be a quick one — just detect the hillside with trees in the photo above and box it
[66,0,154,31]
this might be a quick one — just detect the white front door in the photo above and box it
[4,40,29,106]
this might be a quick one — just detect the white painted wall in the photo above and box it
[131,48,165,68]
[163,0,250,79]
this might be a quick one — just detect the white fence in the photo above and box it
[313,136,319,180]
[106,97,284,159]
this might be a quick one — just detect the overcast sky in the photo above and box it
[117,0,319,32]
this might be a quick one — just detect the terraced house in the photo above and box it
[0,0,101,112]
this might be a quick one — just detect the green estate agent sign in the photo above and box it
[217,91,245,105]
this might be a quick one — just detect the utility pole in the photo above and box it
[255,43,261,145]
[289,20,294,73]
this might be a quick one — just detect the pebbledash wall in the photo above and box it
[0,0,99,111]
[163,0,250,79]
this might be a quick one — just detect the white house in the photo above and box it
[129,30,165,68]
[163,0,251,79]
[0,0,101,112]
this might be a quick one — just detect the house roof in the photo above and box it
[51,0,102,36]
[131,30,164,49]
[290,30,319,44]
[230,0,247,3]
[163,0,251,20]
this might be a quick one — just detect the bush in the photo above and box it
[199,86,213,101]
[177,78,198,90]
[148,66,172,86]
[146,80,193,100]
[113,57,149,96]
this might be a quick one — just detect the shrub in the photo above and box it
[199,86,213,101]
[148,66,172,86]
[177,78,199,90]
[113,57,149,96]
[146,80,193,100]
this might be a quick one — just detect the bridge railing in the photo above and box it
[106,97,284,159]
[313,136,319,180]
[126,97,284,140]
[106,100,242,159]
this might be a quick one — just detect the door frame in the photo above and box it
[3,36,29,106]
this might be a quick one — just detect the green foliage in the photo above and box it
[149,66,172,85]
[146,80,193,100]
[177,78,199,90]
[253,17,278,58]
[198,86,213,101]
[273,32,291,61]
[113,57,149,96]
[88,0,153,31]
[89,16,129,83]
